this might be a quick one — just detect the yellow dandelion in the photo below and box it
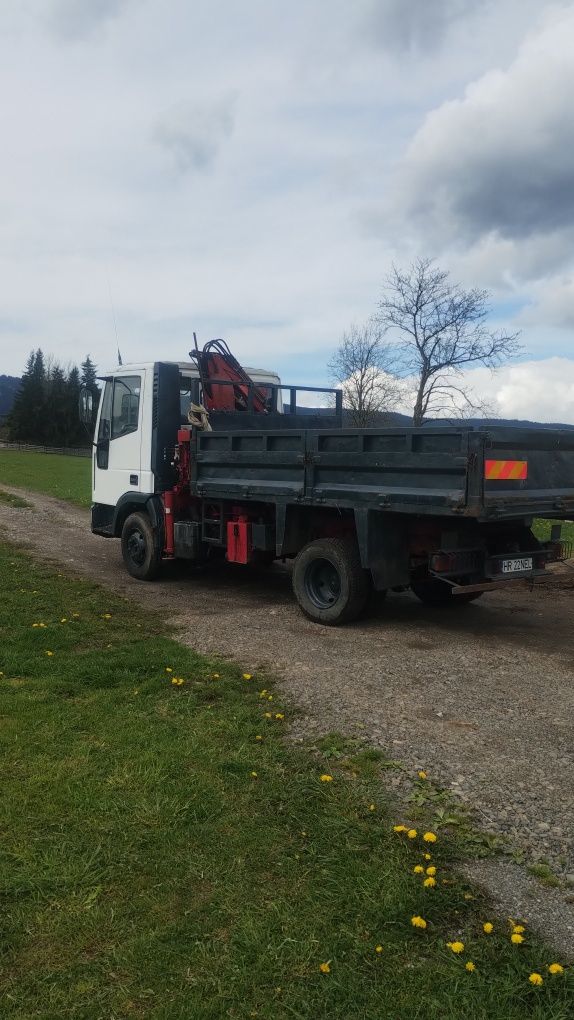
[375,945,383,954]
[423,876,436,888]
[426,866,436,876]
[418,770,427,780]
[407,828,417,839]
[250,771,258,778]
[255,735,263,741]
[411,916,427,929]
[393,825,407,833]
[102,613,112,619]
[267,695,273,700]
[320,774,333,783]
[528,973,543,986]
[369,803,376,811]
[483,922,494,935]
[447,941,464,954]
[72,612,80,618]
[511,933,524,945]
[45,650,54,656]
[275,713,284,720]
[423,831,437,843]
[243,673,253,680]
[259,690,268,697]
[465,961,476,973]
[424,853,432,861]
[32,623,39,628]
[60,618,67,623]
[165,667,173,673]
[512,924,525,934]
[413,865,424,874]
[264,712,272,718]
[548,963,564,975]
[212,673,220,679]
[319,962,330,974]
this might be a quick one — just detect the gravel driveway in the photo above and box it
[2,487,573,953]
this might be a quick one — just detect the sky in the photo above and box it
[1,0,574,420]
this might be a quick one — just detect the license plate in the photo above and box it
[501,557,533,573]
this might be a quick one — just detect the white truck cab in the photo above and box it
[91,360,281,522]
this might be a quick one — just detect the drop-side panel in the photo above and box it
[482,428,574,518]
[305,429,471,513]
[192,430,307,500]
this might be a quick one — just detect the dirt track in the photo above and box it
[2,487,574,951]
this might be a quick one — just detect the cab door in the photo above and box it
[93,374,143,507]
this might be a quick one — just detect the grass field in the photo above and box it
[0,544,571,1018]
[0,449,91,507]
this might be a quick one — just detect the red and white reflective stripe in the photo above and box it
[484,459,528,480]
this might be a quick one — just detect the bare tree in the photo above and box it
[328,320,400,427]
[377,258,521,426]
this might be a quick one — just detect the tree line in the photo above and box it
[329,258,521,427]
[8,350,100,447]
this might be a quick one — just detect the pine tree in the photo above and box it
[81,355,97,390]
[8,349,46,443]
[65,365,84,446]
[45,364,67,445]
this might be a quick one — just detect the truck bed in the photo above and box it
[190,425,574,520]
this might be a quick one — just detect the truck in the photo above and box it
[80,344,574,625]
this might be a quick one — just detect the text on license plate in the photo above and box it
[501,557,533,573]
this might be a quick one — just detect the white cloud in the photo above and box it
[389,5,574,266]
[459,358,574,424]
[47,0,134,40]
[154,97,236,174]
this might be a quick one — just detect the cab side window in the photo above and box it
[111,376,141,439]
[97,381,113,442]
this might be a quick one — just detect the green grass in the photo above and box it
[0,546,572,1019]
[532,518,574,545]
[0,450,91,507]
[0,488,32,508]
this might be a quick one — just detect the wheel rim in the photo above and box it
[304,557,341,610]
[127,527,147,566]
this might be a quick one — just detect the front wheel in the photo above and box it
[411,578,483,606]
[292,538,371,625]
[121,511,162,581]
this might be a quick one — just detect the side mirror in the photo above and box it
[79,386,94,425]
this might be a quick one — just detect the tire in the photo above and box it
[121,511,162,581]
[411,578,483,606]
[292,538,371,625]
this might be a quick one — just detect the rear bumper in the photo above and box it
[429,540,571,594]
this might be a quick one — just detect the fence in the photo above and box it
[0,441,91,458]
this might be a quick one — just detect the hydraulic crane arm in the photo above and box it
[189,338,270,414]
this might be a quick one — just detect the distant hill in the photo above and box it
[293,406,574,430]
[0,375,21,418]
[347,409,574,430]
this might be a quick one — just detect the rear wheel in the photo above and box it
[121,511,162,581]
[292,538,371,625]
[411,578,483,606]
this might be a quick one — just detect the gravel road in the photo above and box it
[2,487,573,954]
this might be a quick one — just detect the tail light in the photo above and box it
[545,540,572,563]
[430,553,454,573]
